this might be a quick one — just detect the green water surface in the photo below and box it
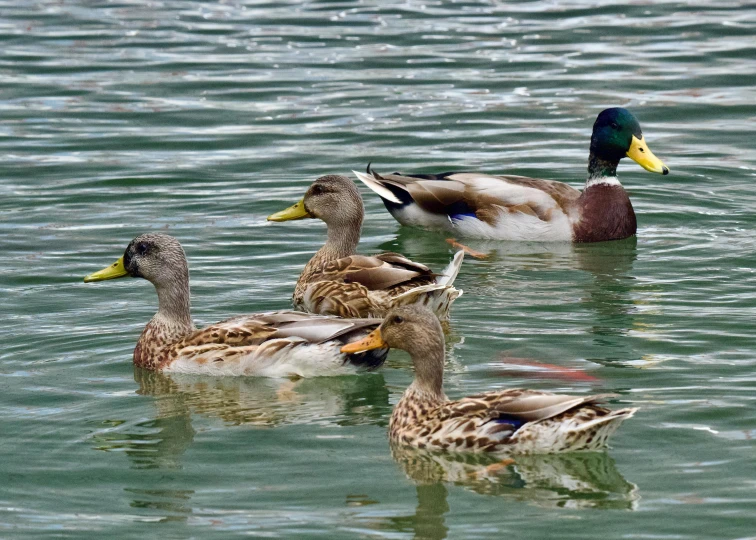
[2,1,756,538]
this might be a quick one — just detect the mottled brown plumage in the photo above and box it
[84,233,388,376]
[342,305,637,455]
[268,174,463,319]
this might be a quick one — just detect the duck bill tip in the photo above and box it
[341,329,385,353]
[626,135,669,175]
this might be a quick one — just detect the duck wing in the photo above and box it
[319,254,435,291]
[161,311,387,376]
[358,168,580,221]
[433,390,617,445]
[452,389,615,423]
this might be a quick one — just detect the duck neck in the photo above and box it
[585,153,621,189]
[145,269,194,345]
[154,275,194,332]
[573,152,636,243]
[134,274,194,370]
[407,335,446,401]
[300,215,362,279]
[323,216,362,260]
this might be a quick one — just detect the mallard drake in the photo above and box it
[354,108,669,243]
[342,305,637,454]
[267,174,464,319]
[84,233,388,377]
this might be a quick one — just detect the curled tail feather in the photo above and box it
[353,170,403,204]
[436,250,464,287]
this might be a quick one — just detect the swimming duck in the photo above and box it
[84,233,388,377]
[267,174,464,319]
[342,305,637,454]
[354,108,669,243]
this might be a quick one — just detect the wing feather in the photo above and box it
[451,390,616,423]
[319,254,433,291]
[360,168,581,223]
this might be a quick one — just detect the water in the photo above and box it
[2,0,755,537]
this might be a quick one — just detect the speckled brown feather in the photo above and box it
[90,233,389,376]
[135,311,388,373]
[293,253,439,317]
[389,387,634,454]
[371,305,637,455]
[283,175,462,319]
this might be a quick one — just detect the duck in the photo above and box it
[267,174,464,319]
[342,305,637,454]
[83,233,388,377]
[354,107,669,243]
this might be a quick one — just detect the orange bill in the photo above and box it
[341,329,385,353]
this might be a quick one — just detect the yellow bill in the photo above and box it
[84,256,129,282]
[341,329,386,353]
[626,135,669,175]
[267,199,312,221]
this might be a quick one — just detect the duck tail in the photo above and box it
[391,251,464,318]
[391,275,463,320]
[435,249,464,287]
[571,407,638,450]
[353,169,403,204]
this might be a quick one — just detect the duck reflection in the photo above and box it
[124,487,195,523]
[134,367,390,428]
[90,368,392,522]
[373,483,450,540]
[379,230,640,365]
[90,368,390,468]
[574,238,640,364]
[391,444,639,511]
[90,381,195,470]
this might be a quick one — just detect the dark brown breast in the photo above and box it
[572,184,636,243]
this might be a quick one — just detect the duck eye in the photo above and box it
[610,122,619,130]
[311,185,323,195]
[392,315,404,324]
[136,242,150,255]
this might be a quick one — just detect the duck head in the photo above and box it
[590,108,669,175]
[267,174,364,228]
[84,233,189,289]
[341,305,446,392]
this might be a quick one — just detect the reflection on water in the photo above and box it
[575,239,641,365]
[88,368,392,525]
[89,404,195,471]
[376,483,450,540]
[359,446,638,540]
[133,368,391,428]
[391,444,639,511]
[383,228,641,366]
[125,487,195,524]
[90,369,391,468]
